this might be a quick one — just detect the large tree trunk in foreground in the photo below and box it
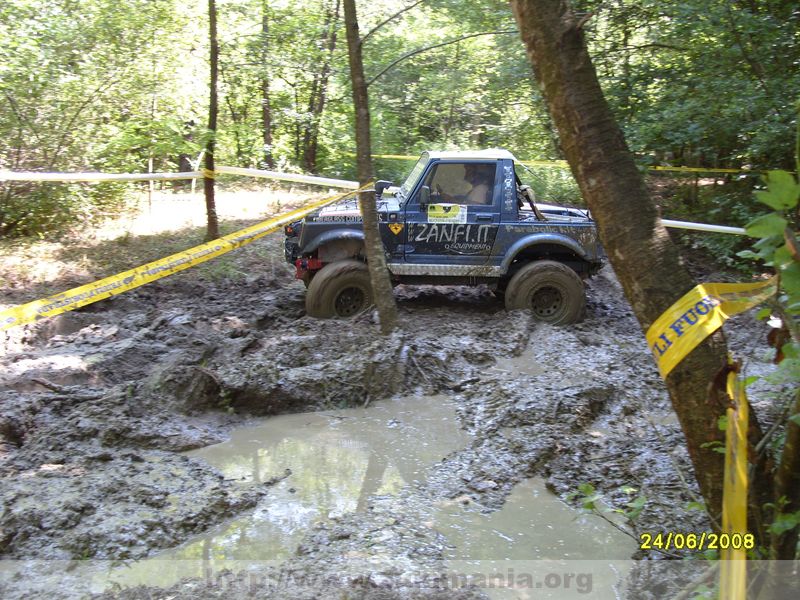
[343,0,396,335]
[511,0,771,531]
[204,0,220,240]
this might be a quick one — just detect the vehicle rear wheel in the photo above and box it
[301,271,315,288]
[305,259,373,318]
[504,260,585,324]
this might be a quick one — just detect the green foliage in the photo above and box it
[768,509,800,536]
[700,440,726,455]
[567,482,648,526]
[518,166,584,205]
[737,163,800,545]
[738,168,799,313]
[3,0,799,238]
[0,182,130,237]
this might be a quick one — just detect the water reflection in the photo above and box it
[109,394,471,586]
[436,479,635,599]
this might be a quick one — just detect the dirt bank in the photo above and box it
[0,220,783,598]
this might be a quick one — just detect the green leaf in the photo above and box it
[746,213,789,238]
[577,483,595,496]
[789,414,800,426]
[756,171,800,210]
[701,441,723,449]
[755,308,772,320]
[743,375,760,387]
[780,262,800,295]
[768,511,800,535]
[772,245,794,268]
[686,501,706,511]
[717,414,728,431]
[782,343,799,360]
[625,495,647,521]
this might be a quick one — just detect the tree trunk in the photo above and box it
[260,0,274,169]
[343,0,373,184]
[510,0,770,531]
[358,190,398,335]
[204,0,220,240]
[302,0,340,174]
[343,0,396,335]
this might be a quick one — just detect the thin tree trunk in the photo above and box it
[343,0,372,184]
[510,0,771,532]
[303,0,340,173]
[261,0,274,169]
[358,190,398,335]
[442,41,461,144]
[343,0,396,335]
[204,0,220,240]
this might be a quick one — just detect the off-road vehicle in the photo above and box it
[284,149,602,324]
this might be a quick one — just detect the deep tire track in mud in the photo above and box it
[0,232,780,599]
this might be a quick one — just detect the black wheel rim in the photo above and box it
[530,285,563,319]
[334,286,366,317]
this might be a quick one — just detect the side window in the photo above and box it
[423,163,495,206]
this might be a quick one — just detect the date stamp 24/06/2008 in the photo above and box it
[640,532,755,551]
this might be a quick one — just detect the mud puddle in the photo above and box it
[105,392,631,597]
[436,478,635,598]
[92,394,472,589]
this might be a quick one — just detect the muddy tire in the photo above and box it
[504,260,585,324]
[301,271,315,288]
[305,259,373,318]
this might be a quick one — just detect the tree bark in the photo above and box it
[358,190,398,335]
[343,0,396,335]
[343,0,373,184]
[204,0,220,240]
[510,0,770,528]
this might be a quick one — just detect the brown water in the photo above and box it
[435,478,634,598]
[99,390,635,596]
[105,394,473,587]
[1,390,637,597]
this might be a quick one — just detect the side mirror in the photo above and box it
[375,180,393,197]
[419,185,431,209]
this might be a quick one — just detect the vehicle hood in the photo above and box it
[311,194,401,220]
[532,203,592,222]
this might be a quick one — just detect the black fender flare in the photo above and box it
[301,228,365,254]
[500,233,590,273]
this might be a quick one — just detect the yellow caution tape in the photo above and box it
[719,362,749,600]
[646,277,777,378]
[517,159,571,168]
[649,165,753,174]
[202,168,216,179]
[0,189,360,330]
[371,154,419,160]
[367,154,763,175]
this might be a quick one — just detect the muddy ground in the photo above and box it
[0,217,786,599]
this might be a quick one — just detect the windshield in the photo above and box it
[399,154,429,199]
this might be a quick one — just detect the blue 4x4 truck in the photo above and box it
[284,149,604,325]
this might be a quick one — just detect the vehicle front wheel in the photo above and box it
[504,260,585,325]
[305,259,373,318]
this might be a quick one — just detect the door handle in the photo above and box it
[476,214,493,221]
